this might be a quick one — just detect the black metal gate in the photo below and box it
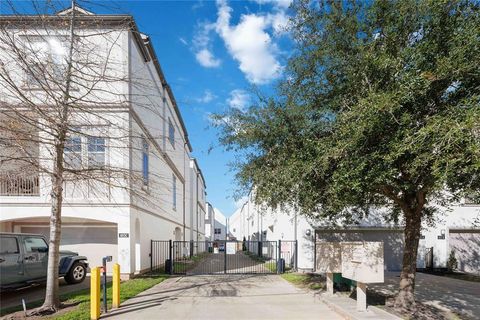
[150,239,297,275]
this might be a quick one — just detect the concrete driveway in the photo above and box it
[370,272,480,319]
[0,277,107,311]
[105,275,342,320]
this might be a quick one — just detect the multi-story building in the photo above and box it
[230,192,480,274]
[0,5,206,278]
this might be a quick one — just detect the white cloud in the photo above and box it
[179,37,188,46]
[268,11,289,34]
[192,22,222,68]
[252,0,292,9]
[227,89,250,111]
[195,48,221,68]
[196,90,217,103]
[215,0,282,84]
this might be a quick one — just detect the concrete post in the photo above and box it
[90,267,100,320]
[112,264,120,309]
[326,272,334,295]
[356,282,367,312]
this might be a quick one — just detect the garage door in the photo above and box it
[316,229,404,271]
[449,230,480,274]
[20,225,117,267]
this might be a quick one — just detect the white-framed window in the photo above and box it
[64,128,107,170]
[87,136,106,169]
[214,228,221,235]
[64,135,82,169]
[168,118,175,148]
[142,137,149,186]
[172,174,177,210]
[23,36,69,87]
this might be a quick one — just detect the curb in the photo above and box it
[319,294,402,320]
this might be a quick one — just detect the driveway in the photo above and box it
[0,277,107,311]
[106,275,342,320]
[370,272,480,319]
[188,251,275,274]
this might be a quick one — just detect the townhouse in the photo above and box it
[0,6,206,278]
[229,193,480,274]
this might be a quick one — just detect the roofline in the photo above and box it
[190,157,206,189]
[0,12,193,151]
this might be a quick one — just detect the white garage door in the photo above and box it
[449,230,480,274]
[20,225,117,267]
[316,229,404,271]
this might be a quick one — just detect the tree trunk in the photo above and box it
[394,209,422,311]
[40,168,64,311]
[38,0,76,312]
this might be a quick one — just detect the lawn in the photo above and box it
[281,273,325,291]
[1,274,167,319]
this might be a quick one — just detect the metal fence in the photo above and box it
[151,240,297,275]
[150,240,171,273]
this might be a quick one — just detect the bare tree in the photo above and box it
[0,0,190,313]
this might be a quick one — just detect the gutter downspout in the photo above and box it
[196,172,199,242]
[183,141,186,241]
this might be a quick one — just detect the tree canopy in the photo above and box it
[215,0,480,309]
[217,0,480,220]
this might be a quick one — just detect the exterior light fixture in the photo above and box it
[438,229,446,240]
[305,229,311,237]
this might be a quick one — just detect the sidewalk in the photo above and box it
[105,275,342,320]
[319,293,402,320]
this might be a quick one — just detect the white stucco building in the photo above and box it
[229,193,480,274]
[0,6,206,278]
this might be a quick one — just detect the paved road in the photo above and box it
[106,275,342,320]
[0,277,96,311]
[188,251,275,274]
[370,272,480,319]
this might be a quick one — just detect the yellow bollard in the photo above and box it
[90,267,101,320]
[112,263,120,308]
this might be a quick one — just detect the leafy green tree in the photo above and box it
[214,0,480,310]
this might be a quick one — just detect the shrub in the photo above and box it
[447,250,458,272]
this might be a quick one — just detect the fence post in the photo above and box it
[150,240,153,272]
[169,239,173,275]
[190,239,194,258]
[277,240,282,274]
[224,241,227,274]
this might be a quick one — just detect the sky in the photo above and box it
[2,0,294,216]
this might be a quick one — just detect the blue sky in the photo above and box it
[3,0,294,216]
[118,0,294,216]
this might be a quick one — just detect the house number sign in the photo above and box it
[118,233,129,238]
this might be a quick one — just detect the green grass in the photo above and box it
[1,274,168,320]
[281,273,325,291]
[54,274,167,320]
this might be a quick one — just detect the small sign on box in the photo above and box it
[118,233,129,238]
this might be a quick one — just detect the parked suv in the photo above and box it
[0,233,88,289]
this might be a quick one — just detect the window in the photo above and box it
[64,129,107,170]
[64,136,82,169]
[142,137,149,185]
[25,37,68,87]
[172,174,177,210]
[23,237,48,253]
[168,119,175,147]
[0,237,19,254]
[214,228,221,234]
[87,136,106,168]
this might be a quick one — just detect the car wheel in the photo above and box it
[65,262,87,284]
